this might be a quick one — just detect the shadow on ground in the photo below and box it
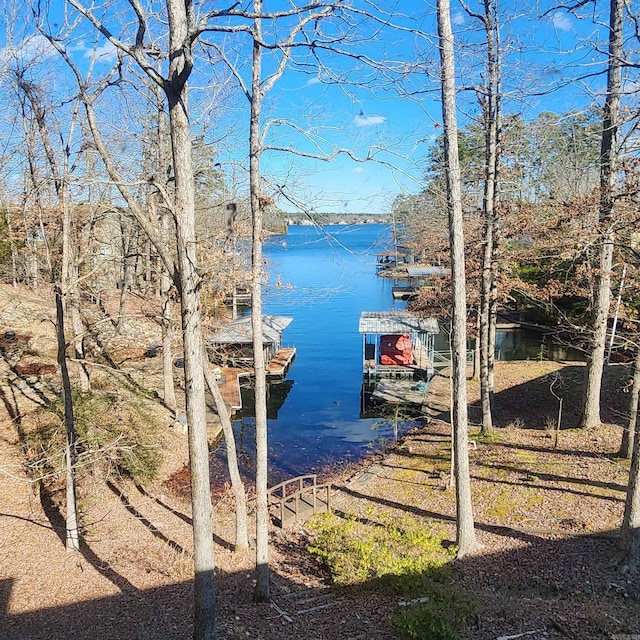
[428,363,631,430]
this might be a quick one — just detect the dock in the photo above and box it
[266,347,296,377]
[217,367,251,410]
[370,379,429,405]
[391,286,417,301]
[214,347,296,411]
[363,340,433,379]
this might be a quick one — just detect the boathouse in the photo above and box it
[359,311,438,380]
[207,315,296,377]
[392,265,449,301]
[375,250,411,273]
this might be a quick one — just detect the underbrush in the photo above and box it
[22,385,162,486]
[306,511,477,639]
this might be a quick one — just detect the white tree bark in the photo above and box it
[165,0,216,635]
[250,0,270,602]
[436,0,478,557]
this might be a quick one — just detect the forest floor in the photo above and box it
[1,283,639,639]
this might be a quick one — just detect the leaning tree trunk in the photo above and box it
[203,358,249,553]
[620,345,640,459]
[250,0,270,602]
[165,1,216,637]
[436,0,478,557]
[580,0,622,429]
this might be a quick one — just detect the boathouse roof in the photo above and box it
[358,311,439,335]
[208,315,292,345]
[407,265,448,278]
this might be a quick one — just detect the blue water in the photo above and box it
[229,224,408,480]
[217,223,582,483]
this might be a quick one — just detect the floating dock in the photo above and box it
[370,379,429,405]
[215,347,296,411]
[266,347,296,377]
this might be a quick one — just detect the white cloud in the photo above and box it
[305,75,322,87]
[352,167,364,173]
[452,12,465,26]
[0,34,56,70]
[66,38,117,64]
[354,114,385,127]
[551,11,572,32]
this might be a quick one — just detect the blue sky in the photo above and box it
[0,0,623,214]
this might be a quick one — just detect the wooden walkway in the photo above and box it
[217,367,251,410]
[371,379,429,405]
[268,475,332,528]
[266,347,296,377]
[215,348,296,411]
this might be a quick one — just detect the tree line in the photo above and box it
[0,0,639,637]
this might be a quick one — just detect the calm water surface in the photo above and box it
[229,224,405,480]
[217,223,582,482]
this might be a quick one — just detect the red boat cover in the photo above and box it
[379,334,413,365]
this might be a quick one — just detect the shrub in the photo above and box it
[391,584,477,640]
[25,387,161,485]
[306,511,476,639]
[306,511,453,587]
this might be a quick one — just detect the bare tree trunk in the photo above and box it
[5,209,18,287]
[165,1,216,636]
[478,0,500,436]
[55,285,80,552]
[161,270,177,412]
[155,80,177,413]
[436,0,478,557]
[63,202,90,392]
[580,0,622,429]
[202,358,249,553]
[479,220,494,433]
[621,356,640,569]
[250,0,270,602]
[620,345,640,459]
[115,217,131,335]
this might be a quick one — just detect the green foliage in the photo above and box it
[306,511,476,639]
[306,511,453,587]
[28,387,162,484]
[391,584,477,640]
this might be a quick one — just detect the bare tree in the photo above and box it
[620,344,640,459]
[580,0,623,429]
[58,1,217,633]
[474,0,501,435]
[435,0,478,557]
[14,66,87,550]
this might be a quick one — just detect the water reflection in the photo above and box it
[210,224,584,484]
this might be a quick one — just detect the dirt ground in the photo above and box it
[1,283,639,640]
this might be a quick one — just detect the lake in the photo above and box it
[216,223,583,483]
[224,223,409,482]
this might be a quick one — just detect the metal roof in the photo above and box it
[208,315,292,345]
[358,311,439,335]
[407,265,448,278]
